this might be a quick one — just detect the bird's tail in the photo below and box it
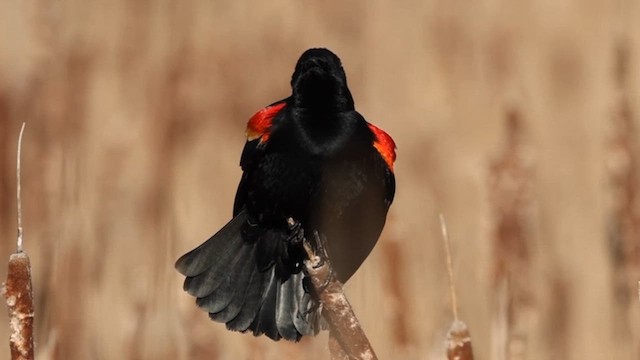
[175,210,321,341]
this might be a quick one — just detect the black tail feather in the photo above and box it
[176,210,321,342]
[226,267,273,332]
[210,264,257,323]
[182,238,245,298]
[175,211,247,277]
[196,243,255,313]
[250,273,280,340]
[293,283,320,336]
[275,273,301,341]
[207,244,257,320]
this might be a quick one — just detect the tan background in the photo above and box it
[1,1,639,359]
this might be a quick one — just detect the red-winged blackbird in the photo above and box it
[175,48,396,341]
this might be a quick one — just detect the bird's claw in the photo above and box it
[287,220,305,246]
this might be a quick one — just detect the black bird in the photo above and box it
[175,48,396,341]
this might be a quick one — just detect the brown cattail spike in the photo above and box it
[4,253,35,360]
[447,320,475,360]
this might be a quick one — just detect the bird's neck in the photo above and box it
[291,86,354,113]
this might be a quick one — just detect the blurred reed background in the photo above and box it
[1,0,639,359]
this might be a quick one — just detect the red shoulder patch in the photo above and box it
[246,102,286,143]
[368,123,396,171]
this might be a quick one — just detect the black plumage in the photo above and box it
[175,48,396,341]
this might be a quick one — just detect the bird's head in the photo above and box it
[290,48,354,112]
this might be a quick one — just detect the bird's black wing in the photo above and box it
[233,139,261,216]
[233,98,290,216]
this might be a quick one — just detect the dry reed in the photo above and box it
[488,110,535,360]
[607,38,640,358]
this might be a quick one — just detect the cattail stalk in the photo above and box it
[440,215,475,360]
[301,232,377,360]
[2,123,35,360]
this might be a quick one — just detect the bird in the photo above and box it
[175,48,396,342]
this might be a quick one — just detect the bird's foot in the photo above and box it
[308,231,334,291]
[286,217,305,246]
